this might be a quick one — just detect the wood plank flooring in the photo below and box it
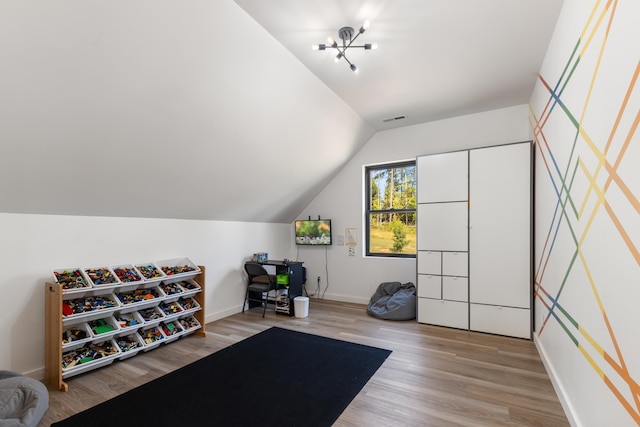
[39,299,569,426]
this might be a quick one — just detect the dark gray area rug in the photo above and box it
[53,326,392,427]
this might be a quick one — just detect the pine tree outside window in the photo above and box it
[365,161,416,257]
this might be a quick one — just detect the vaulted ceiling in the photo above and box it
[235,0,564,131]
[0,1,563,223]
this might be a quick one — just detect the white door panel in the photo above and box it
[417,152,468,203]
[417,203,468,251]
[469,143,531,308]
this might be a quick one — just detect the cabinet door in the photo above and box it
[417,274,441,299]
[443,277,468,302]
[469,143,531,308]
[418,298,468,329]
[417,250,441,275]
[470,304,531,339]
[418,203,468,251]
[417,151,468,203]
[442,252,468,277]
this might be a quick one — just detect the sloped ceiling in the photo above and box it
[0,0,563,223]
[0,0,373,223]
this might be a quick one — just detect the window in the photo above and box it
[365,161,416,257]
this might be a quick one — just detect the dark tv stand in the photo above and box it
[257,260,304,316]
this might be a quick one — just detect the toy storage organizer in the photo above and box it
[45,258,206,392]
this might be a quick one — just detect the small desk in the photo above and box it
[257,260,304,316]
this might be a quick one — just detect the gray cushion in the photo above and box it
[0,371,48,427]
[367,282,416,320]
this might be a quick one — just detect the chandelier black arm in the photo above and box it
[326,45,370,49]
[342,53,355,67]
[345,30,363,49]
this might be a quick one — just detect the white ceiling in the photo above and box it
[234,0,564,130]
[0,1,563,223]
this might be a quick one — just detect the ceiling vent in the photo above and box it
[382,115,406,123]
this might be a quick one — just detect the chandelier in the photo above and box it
[312,21,377,73]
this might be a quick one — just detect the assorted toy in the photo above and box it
[113,266,142,283]
[138,327,164,345]
[62,340,119,369]
[116,288,161,305]
[62,326,89,345]
[160,264,196,276]
[159,301,183,316]
[62,295,119,316]
[53,269,90,290]
[116,335,142,353]
[85,267,119,285]
[135,264,164,280]
[159,282,184,295]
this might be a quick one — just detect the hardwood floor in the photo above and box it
[39,299,569,426]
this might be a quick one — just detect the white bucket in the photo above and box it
[294,296,309,318]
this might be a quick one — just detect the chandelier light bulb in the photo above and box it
[363,20,370,30]
[312,44,319,51]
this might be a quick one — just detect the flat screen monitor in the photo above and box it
[295,219,332,246]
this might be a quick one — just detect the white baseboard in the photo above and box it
[534,335,580,427]
[309,293,369,305]
[23,367,45,381]
[205,305,244,324]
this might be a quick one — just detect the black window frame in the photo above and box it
[365,160,416,258]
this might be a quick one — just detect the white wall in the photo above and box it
[531,0,640,425]
[0,213,291,377]
[294,104,532,304]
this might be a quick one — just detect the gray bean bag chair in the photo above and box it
[0,371,48,427]
[367,281,416,320]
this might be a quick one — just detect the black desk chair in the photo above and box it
[243,262,277,318]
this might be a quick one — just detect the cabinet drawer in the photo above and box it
[442,251,468,276]
[417,274,441,299]
[442,276,468,302]
[470,304,531,338]
[418,298,468,330]
[417,251,441,275]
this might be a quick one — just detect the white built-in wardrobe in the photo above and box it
[416,141,532,339]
